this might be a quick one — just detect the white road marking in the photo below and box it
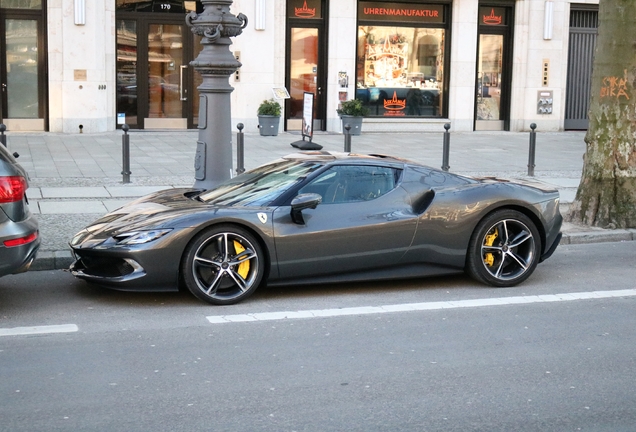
[206,289,636,324]
[0,324,79,337]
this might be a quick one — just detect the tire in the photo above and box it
[181,225,265,305]
[466,209,541,287]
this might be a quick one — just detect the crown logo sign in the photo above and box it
[483,8,502,25]
[295,1,316,18]
[384,92,406,110]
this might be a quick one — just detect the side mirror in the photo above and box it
[290,193,322,224]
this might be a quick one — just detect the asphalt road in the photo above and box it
[1,242,636,431]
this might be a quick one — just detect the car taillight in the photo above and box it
[3,231,38,247]
[0,176,27,203]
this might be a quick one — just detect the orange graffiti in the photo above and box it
[600,70,630,100]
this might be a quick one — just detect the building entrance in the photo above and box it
[285,0,327,131]
[474,5,514,131]
[116,1,202,129]
[564,6,598,130]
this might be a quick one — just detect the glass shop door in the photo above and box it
[287,26,326,131]
[117,17,198,129]
[474,5,514,131]
[0,13,46,130]
[145,22,186,128]
[285,0,328,132]
[475,34,505,130]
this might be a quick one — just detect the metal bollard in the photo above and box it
[121,124,131,184]
[0,124,6,147]
[528,123,537,176]
[344,124,352,153]
[441,123,451,171]
[236,123,245,175]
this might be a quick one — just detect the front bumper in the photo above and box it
[70,254,146,283]
[68,226,196,291]
[69,244,183,292]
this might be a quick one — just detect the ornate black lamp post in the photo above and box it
[186,1,247,189]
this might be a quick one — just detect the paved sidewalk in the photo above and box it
[3,129,633,271]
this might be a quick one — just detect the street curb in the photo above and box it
[30,251,74,272]
[31,231,636,271]
[560,230,636,245]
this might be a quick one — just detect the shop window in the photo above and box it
[357,26,444,117]
[0,0,41,9]
[355,2,449,118]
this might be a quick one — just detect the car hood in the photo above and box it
[73,188,233,240]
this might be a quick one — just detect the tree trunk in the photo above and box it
[568,0,636,229]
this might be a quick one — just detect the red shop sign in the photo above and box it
[358,2,445,24]
[479,7,507,26]
[287,0,322,19]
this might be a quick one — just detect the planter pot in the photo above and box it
[340,115,363,136]
[258,115,280,136]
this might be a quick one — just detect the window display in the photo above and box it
[356,2,448,118]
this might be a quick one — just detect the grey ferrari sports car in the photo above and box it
[69,152,562,305]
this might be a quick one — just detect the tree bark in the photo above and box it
[568,0,636,229]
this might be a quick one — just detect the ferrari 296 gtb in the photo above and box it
[69,152,562,305]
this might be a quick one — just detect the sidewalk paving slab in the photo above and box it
[40,186,109,198]
[38,201,108,214]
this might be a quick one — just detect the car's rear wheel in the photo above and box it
[466,209,541,287]
[181,225,264,305]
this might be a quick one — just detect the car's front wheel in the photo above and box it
[466,209,541,287]
[181,225,265,305]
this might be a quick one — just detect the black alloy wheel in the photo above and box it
[181,225,265,305]
[466,209,541,287]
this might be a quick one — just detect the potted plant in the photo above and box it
[257,99,282,136]
[337,99,369,136]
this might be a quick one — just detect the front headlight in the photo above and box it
[114,229,172,245]
[70,230,90,246]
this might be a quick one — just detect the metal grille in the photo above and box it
[570,9,598,28]
[564,9,598,130]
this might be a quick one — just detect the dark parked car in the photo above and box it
[0,144,39,277]
[69,152,562,305]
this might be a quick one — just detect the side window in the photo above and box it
[299,165,400,204]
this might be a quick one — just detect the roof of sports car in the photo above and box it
[282,151,413,164]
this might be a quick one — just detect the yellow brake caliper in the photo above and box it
[233,241,250,279]
[483,228,498,267]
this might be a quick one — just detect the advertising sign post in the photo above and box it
[291,92,323,150]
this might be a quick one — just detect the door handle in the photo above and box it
[180,65,187,101]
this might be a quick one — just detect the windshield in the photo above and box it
[198,160,323,206]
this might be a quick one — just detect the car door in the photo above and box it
[272,165,417,280]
